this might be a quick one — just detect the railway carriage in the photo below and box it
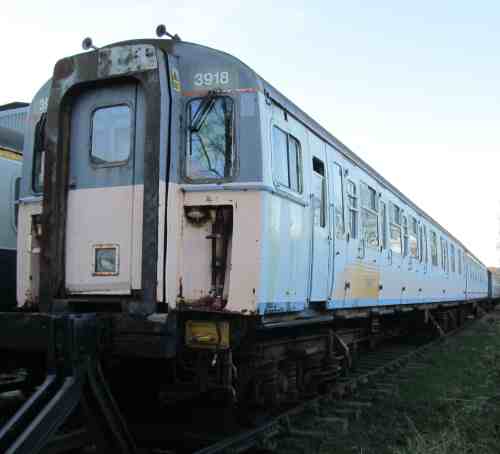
[0,124,23,308]
[18,38,489,315]
[0,31,496,451]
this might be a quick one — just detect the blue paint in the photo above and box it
[259,293,485,315]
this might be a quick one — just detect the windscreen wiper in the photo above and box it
[190,94,216,132]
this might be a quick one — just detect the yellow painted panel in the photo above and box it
[185,320,230,349]
[346,264,380,300]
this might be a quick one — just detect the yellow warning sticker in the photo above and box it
[170,68,181,92]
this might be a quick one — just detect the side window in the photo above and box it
[450,244,455,273]
[419,225,424,262]
[431,231,438,266]
[312,158,326,228]
[389,202,402,254]
[13,176,21,229]
[440,238,449,272]
[380,200,387,249]
[288,136,301,192]
[361,183,379,248]
[458,250,462,275]
[409,216,418,259]
[33,113,47,193]
[402,215,408,257]
[440,238,445,271]
[272,126,302,193]
[445,242,449,273]
[424,225,428,263]
[91,105,132,165]
[332,163,345,239]
[347,180,358,239]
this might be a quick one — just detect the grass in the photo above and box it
[320,314,500,454]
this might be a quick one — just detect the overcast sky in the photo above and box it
[2,0,499,265]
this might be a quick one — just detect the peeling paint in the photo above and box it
[98,45,158,78]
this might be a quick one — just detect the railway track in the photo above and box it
[0,311,490,454]
[192,314,487,454]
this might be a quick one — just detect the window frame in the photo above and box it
[32,113,47,193]
[312,157,326,228]
[423,225,428,264]
[10,175,21,232]
[431,230,439,266]
[184,95,237,183]
[418,224,424,262]
[402,215,409,257]
[380,200,388,249]
[409,216,419,259]
[271,125,303,194]
[89,103,135,168]
[389,202,402,255]
[346,179,358,240]
[361,182,379,249]
[450,244,455,273]
[332,162,345,239]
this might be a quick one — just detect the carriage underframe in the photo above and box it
[0,297,494,454]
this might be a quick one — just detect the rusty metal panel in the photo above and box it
[98,44,157,78]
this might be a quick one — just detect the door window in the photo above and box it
[91,105,132,164]
[389,203,402,254]
[347,180,358,239]
[361,183,379,248]
[332,163,345,238]
[312,158,326,228]
[380,200,387,249]
[409,217,418,259]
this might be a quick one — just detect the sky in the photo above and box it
[2,0,499,265]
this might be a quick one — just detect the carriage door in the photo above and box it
[65,83,144,295]
[309,155,331,301]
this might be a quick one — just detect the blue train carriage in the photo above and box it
[488,267,500,300]
[15,81,51,308]
[1,33,495,426]
[0,125,23,308]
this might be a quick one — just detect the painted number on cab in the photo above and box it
[194,72,230,87]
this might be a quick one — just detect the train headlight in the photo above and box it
[185,321,229,349]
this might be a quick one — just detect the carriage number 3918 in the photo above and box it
[194,72,230,87]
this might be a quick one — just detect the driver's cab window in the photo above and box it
[186,96,234,180]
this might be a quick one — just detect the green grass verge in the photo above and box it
[321,315,500,454]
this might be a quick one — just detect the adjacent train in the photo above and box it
[5,32,500,422]
[0,106,25,308]
[16,81,50,308]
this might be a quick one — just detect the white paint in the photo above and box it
[65,185,143,294]
[16,199,42,307]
